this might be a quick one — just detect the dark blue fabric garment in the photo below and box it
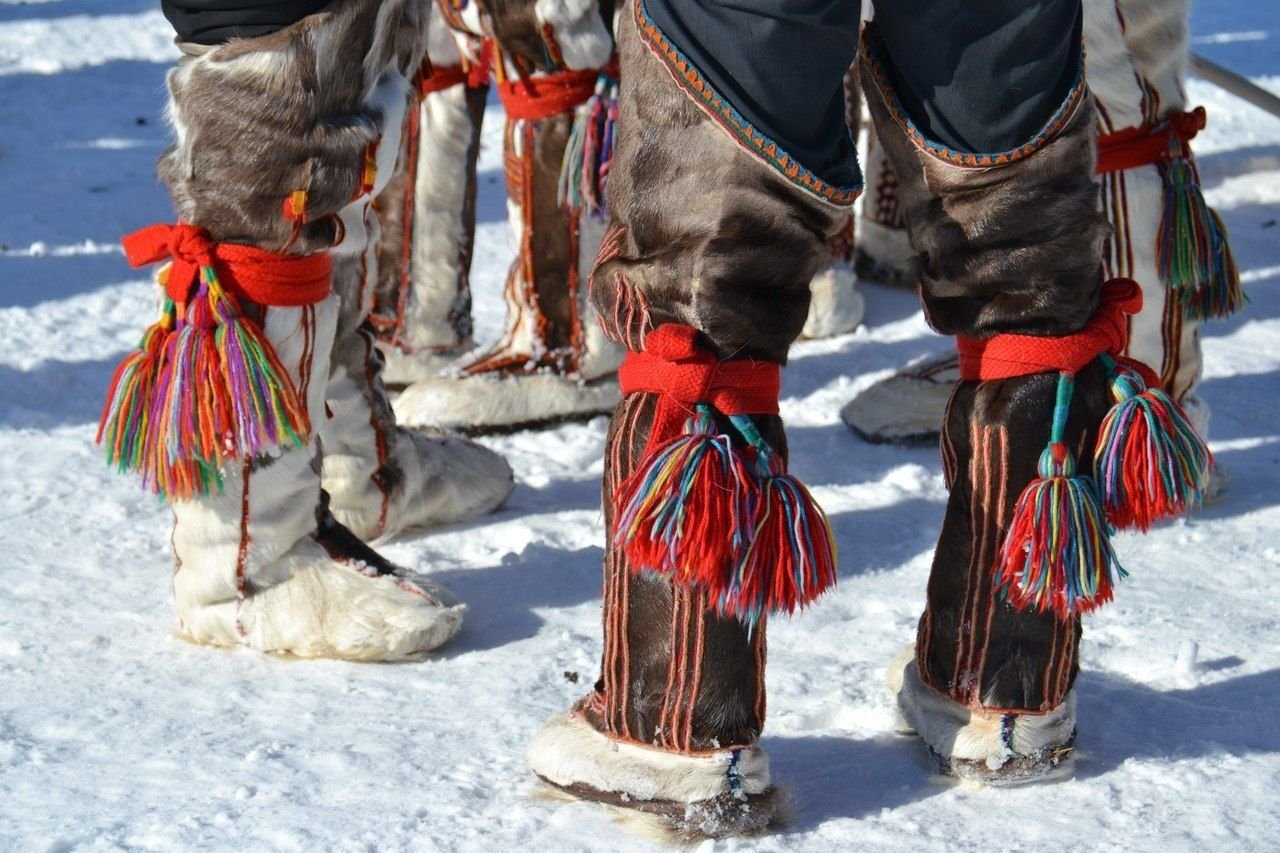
[643,0,1082,184]
[161,0,334,44]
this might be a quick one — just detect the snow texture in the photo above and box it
[1,1,1279,849]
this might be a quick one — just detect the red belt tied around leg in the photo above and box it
[98,223,331,502]
[496,61,622,216]
[953,278,1212,621]
[613,324,836,623]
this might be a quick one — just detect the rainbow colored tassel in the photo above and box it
[614,406,838,623]
[615,405,757,586]
[1158,156,1245,320]
[97,264,310,501]
[558,73,618,216]
[994,373,1124,620]
[721,415,838,622]
[1093,357,1212,532]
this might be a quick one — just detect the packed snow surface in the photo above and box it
[2,1,1279,849]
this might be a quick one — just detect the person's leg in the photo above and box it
[392,0,625,433]
[525,0,857,838]
[842,0,1241,448]
[372,5,488,385]
[864,0,1183,782]
[103,0,464,659]
[1089,0,1242,440]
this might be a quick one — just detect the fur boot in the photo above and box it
[372,3,487,386]
[525,3,850,836]
[320,250,514,542]
[843,0,1231,446]
[862,25,1108,782]
[392,0,624,433]
[149,0,465,658]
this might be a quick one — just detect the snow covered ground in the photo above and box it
[1,1,1279,849]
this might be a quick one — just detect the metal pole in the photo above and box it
[1190,53,1280,120]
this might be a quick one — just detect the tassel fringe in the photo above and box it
[994,373,1124,621]
[558,73,618,217]
[1158,156,1245,320]
[614,406,837,623]
[615,406,756,587]
[97,266,310,501]
[1094,358,1213,532]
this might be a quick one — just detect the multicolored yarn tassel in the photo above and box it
[994,372,1125,621]
[98,230,314,501]
[614,405,837,624]
[1158,154,1245,320]
[1093,355,1213,532]
[558,72,618,216]
[723,415,838,622]
[614,405,757,590]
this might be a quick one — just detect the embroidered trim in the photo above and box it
[861,30,1087,169]
[632,0,861,207]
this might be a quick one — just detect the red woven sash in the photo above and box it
[122,223,331,307]
[497,67,598,121]
[1096,107,1205,175]
[619,324,780,452]
[956,278,1157,384]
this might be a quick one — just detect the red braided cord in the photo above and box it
[497,67,598,120]
[618,324,780,454]
[1096,107,1205,174]
[122,223,331,307]
[956,278,1157,384]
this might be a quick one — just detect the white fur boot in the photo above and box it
[323,256,514,542]
[841,349,959,445]
[1086,0,1210,409]
[374,6,484,386]
[393,37,624,433]
[320,45,514,542]
[526,711,779,840]
[171,298,465,660]
[887,648,1077,785]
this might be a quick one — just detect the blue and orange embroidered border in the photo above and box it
[632,0,861,207]
[860,30,1087,169]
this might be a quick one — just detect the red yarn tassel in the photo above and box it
[721,447,838,623]
[614,406,756,586]
[994,373,1124,621]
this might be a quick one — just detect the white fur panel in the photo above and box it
[890,652,1076,764]
[394,372,619,430]
[1083,0,1190,127]
[406,83,476,349]
[425,0,462,66]
[535,0,614,70]
[856,219,914,272]
[526,712,770,803]
[802,265,864,339]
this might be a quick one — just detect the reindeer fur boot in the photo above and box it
[392,0,624,433]
[372,1,487,386]
[526,1,854,837]
[105,0,469,659]
[860,8,1113,782]
[843,0,1238,447]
